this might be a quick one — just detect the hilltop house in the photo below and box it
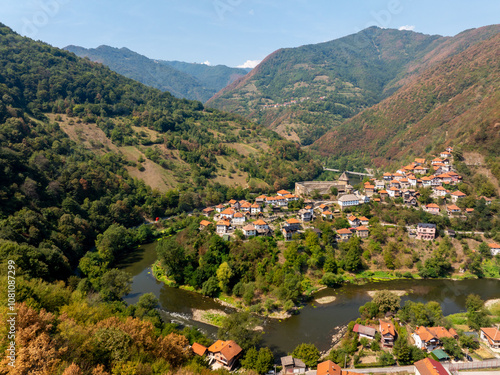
[202,207,215,216]
[355,226,369,238]
[451,190,466,203]
[250,203,261,215]
[347,215,360,227]
[232,212,246,225]
[446,205,461,217]
[207,340,242,370]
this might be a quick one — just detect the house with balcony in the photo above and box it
[416,223,436,240]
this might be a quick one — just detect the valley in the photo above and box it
[0,19,499,375]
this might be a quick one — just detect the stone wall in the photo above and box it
[295,181,348,197]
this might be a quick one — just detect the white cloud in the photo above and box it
[398,25,415,31]
[202,60,211,66]
[237,59,261,69]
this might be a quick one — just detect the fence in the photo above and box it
[447,359,500,373]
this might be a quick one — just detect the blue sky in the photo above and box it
[1,0,499,67]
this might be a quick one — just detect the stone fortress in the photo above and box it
[294,172,353,197]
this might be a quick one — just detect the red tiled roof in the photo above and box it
[414,358,449,375]
[379,320,396,337]
[208,340,242,362]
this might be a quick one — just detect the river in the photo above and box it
[120,242,500,357]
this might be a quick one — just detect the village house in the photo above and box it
[465,208,475,214]
[480,327,500,349]
[412,326,458,351]
[265,196,278,205]
[450,190,466,203]
[431,157,444,165]
[199,220,212,231]
[322,210,333,219]
[380,320,396,347]
[356,226,369,238]
[358,216,369,226]
[414,358,450,375]
[240,201,252,212]
[433,186,448,197]
[440,151,452,159]
[232,212,246,225]
[374,180,385,190]
[242,224,256,238]
[416,223,436,240]
[255,195,266,204]
[378,190,388,199]
[280,356,307,375]
[276,195,288,207]
[207,340,242,370]
[220,208,235,219]
[393,172,404,181]
[479,196,493,205]
[383,172,393,181]
[338,194,360,210]
[282,226,295,241]
[425,203,440,215]
[353,323,376,340]
[277,189,291,196]
[216,220,231,234]
[364,183,375,196]
[446,171,462,184]
[348,215,360,227]
[250,203,261,215]
[390,179,401,188]
[435,173,453,185]
[400,178,410,189]
[446,205,461,217]
[421,176,433,188]
[299,208,313,222]
[488,243,500,256]
[414,158,426,165]
[337,228,353,242]
[387,186,400,198]
[414,166,428,174]
[215,204,225,213]
[285,218,302,230]
[253,219,269,231]
[202,207,215,216]
[317,203,329,212]
[285,193,299,202]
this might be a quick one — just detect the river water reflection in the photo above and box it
[121,242,500,356]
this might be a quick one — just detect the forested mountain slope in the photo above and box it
[64,45,248,102]
[0,22,321,275]
[312,31,500,178]
[207,25,500,145]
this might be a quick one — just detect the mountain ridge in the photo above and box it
[206,25,500,145]
[64,44,249,103]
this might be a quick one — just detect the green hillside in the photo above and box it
[207,25,500,145]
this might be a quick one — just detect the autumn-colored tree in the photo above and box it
[155,333,192,368]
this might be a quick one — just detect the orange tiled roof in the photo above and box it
[426,203,439,208]
[379,320,396,336]
[208,340,242,362]
[348,215,357,221]
[277,189,291,195]
[192,342,207,356]
[200,220,212,226]
[379,190,388,194]
[317,360,341,375]
[234,212,244,218]
[414,358,449,375]
[447,205,460,211]
[253,219,268,225]
[220,208,235,215]
[358,216,369,221]
[323,210,333,215]
[337,228,353,235]
[356,226,369,231]
[481,327,500,342]
[287,218,301,224]
[452,191,466,196]
[488,243,500,249]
